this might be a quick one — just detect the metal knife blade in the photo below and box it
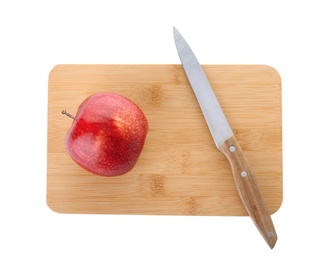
[173,28,233,148]
[173,27,278,249]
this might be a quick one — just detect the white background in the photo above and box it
[1,0,324,259]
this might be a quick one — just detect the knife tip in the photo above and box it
[173,26,182,42]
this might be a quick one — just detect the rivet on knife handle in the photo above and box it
[219,135,277,249]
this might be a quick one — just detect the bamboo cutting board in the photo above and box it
[47,64,282,216]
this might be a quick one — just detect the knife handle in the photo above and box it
[219,135,277,249]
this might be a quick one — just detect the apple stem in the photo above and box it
[62,110,75,120]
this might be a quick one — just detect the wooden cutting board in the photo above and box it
[47,64,282,216]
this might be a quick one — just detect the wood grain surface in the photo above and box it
[47,64,282,216]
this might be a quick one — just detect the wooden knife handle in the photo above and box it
[219,135,277,249]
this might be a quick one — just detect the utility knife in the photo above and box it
[173,27,277,249]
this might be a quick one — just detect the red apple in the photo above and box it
[62,92,148,176]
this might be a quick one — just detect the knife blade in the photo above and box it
[173,27,277,249]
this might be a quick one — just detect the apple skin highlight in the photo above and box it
[64,92,148,176]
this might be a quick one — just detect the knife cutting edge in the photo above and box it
[173,27,277,249]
